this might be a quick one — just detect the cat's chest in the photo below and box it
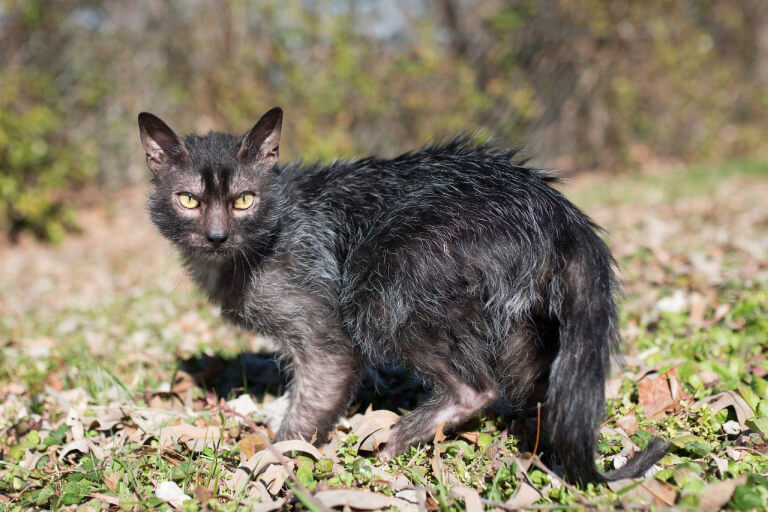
[214,260,333,340]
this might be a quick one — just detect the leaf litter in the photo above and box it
[2,165,768,509]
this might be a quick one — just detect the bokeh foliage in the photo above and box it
[0,68,97,241]
[1,0,766,240]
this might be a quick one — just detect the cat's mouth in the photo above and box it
[193,244,238,261]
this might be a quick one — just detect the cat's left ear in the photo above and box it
[238,107,282,171]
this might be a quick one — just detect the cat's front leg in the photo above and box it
[274,340,361,444]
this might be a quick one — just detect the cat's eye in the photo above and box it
[233,192,255,210]
[178,192,200,209]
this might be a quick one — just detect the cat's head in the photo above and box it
[138,107,282,262]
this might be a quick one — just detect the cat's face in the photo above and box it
[138,108,282,262]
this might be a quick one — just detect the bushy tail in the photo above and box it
[547,247,668,485]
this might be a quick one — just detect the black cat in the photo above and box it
[138,107,666,484]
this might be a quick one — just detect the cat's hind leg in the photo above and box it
[379,354,497,460]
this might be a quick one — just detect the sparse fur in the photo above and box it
[138,108,667,485]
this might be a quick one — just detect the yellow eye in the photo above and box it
[178,193,200,209]
[233,192,255,210]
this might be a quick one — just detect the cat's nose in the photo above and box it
[207,230,228,248]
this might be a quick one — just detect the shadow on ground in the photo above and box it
[177,352,429,413]
[176,351,546,455]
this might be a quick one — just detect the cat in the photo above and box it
[137,107,667,484]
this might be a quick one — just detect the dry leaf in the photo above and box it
[348,409,399,452]
[102,472,119,492]
[66,408,84,441]
[239,430,269,459]
[193,485,212,505]
[87,439,105,460]
[251,481,273,503]
[608,477,677,506]
[313,489,419,511]
[699,475,747,512]
[433,422,447,444]
[390,473,412,491]
[81,407,125,431]
[158,424,222,452]
[250,500,285,512]
[505,482,541,508]
[89,492,120,506]
[615,413,639,436]
[638,368,687,419]
[59,439,90,460]
[451,486,483,512]
[687,292,707,325]
[170,371,196,395]
[155,481,191,509]
[261,462,291,495]
[697,391,755,428]
[229,439,324,490]
[458,431,479,443]
[710,454,729,478]
[638,373,674,418]
[227,394,261,421]
[369,466,397,484]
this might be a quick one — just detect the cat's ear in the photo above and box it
[138,112,189,177]
[237,107,282,171]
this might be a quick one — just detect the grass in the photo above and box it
[1,160,767,510]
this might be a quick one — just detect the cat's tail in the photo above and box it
[546,242,668,485]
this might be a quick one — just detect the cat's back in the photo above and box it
[278,138,570,229]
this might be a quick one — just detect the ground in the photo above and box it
[1,160,767,511]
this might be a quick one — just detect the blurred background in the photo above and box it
[1,0,767,241]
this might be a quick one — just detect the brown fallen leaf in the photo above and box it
[90,492,120,506]
[102,472,119,492]
[451,485,483,512]
[348,409,399,452]
[608,477,677,506]
[699,475,748,512]
[696,391,755,429]
[261,462,291,495]
[668,368,691,403]
[171,371,196,395]
[505,482,541,508]
[193,485,212,505]
[239,429,270,459]
[638,369,685,418]
[433,422,447,444]
[458,431,479,444]
[229,439,325,490]
[687,291,708,326]
[250,500,285,512]
[158,424,222,452]
[313,489,419,511]
[59,439,90,461]
[615,413,640,436]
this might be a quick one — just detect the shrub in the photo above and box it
[0,68,96,242]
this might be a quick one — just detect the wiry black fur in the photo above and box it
[138,109,667,485]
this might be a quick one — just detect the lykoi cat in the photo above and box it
[138,107,667,484]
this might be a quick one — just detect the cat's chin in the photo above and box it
[186,246,237,264]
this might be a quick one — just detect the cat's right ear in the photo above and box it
[138,112,189,177]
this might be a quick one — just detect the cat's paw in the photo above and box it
[378,439,405,462]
